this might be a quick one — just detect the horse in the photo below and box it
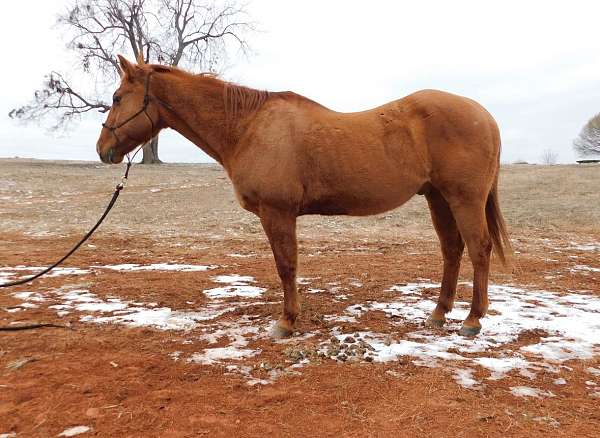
[96,55,511,338]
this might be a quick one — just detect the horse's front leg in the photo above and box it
[259,205,299,338]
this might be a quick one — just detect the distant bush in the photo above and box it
[540,149,558,165]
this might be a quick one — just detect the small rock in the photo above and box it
[344,336,356,344]
[364,355,374,363]
[337,354,348,362]
[81,384,94,395]
[85,408,100,418]
[328,348,340,357]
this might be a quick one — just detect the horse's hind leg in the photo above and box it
[259,205,299,338]
[447,198,492,336]
[424,188,464,327]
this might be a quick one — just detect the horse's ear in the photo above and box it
[117,55,136,79]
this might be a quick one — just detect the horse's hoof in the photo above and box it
[269,322,294,339]
[425,316,445,328]
[459,325,481,337]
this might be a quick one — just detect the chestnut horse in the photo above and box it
[96,56,511,337]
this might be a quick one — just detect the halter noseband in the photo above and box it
[102,72,157,146]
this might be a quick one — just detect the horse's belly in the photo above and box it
[299,186,417,216]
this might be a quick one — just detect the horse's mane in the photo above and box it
[223,82,270,124]
[145,64,269,122]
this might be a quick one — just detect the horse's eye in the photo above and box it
[113,95,121,104]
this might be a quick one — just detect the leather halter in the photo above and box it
[101,72,165,146]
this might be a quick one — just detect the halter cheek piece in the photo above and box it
[102,72,172,146]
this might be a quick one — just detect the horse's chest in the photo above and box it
[234,190,260,214]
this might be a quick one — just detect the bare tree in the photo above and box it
[9,0,254,164]
[574,112,600,158]
[540,148,558,165]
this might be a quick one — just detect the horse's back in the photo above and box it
[231,88,501,215]
[390,89,501,196]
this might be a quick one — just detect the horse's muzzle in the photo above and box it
[98,147,117,164]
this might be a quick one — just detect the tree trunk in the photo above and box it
[141,135,162,164]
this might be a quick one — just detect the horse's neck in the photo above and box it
[156,74,232,164]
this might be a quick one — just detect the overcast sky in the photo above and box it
[1,0,600,164]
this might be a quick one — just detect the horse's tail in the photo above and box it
[486,175,512,267]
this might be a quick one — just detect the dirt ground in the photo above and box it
[1,159,599,437]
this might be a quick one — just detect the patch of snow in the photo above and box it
[297,277,318,285]
[12,291,47,302]
[169,351,182,361]
[510,386,554,398]
[452,368,480,389]
[98,263,217,272]
[567,242,600,251]
[204,274,265,299]
[204,285,265,299]
[586,367,600,377]
[570,265,600,273]
[322,281,600,390]
[387,282,440,294]
[188,346,260,365]
[553,378,567,385]
[324,314,357,323]
[10,285,241,331]
[5,308,22,313]
[307,288,325,294]
[0,266,90,279]
[472,357,532,380]
[58,425,91,436]
[85,304,236,330]
[213,274,255,284]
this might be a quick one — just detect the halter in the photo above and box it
[102,72,159,147]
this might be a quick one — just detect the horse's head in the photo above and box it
[96,55,164,164]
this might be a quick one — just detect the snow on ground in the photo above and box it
[510,386,555,398]
[0,266,90,281]
[4,262,600,395]
[569,264,600,273]
[203,274,266,299]
[321,281,600,397]
[566,241,600,251]
[97,263,217,272]
[188,317,264,365]
[57,425,91,437]
[0,263,216,283]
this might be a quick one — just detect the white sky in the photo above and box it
[1,0,600,163]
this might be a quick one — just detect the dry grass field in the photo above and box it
[1,159,599,437]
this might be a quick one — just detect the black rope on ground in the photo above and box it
[0,157,136,289]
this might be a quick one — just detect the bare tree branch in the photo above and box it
[10,0,255,160]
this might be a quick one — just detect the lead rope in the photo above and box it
[0,148,142,288]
